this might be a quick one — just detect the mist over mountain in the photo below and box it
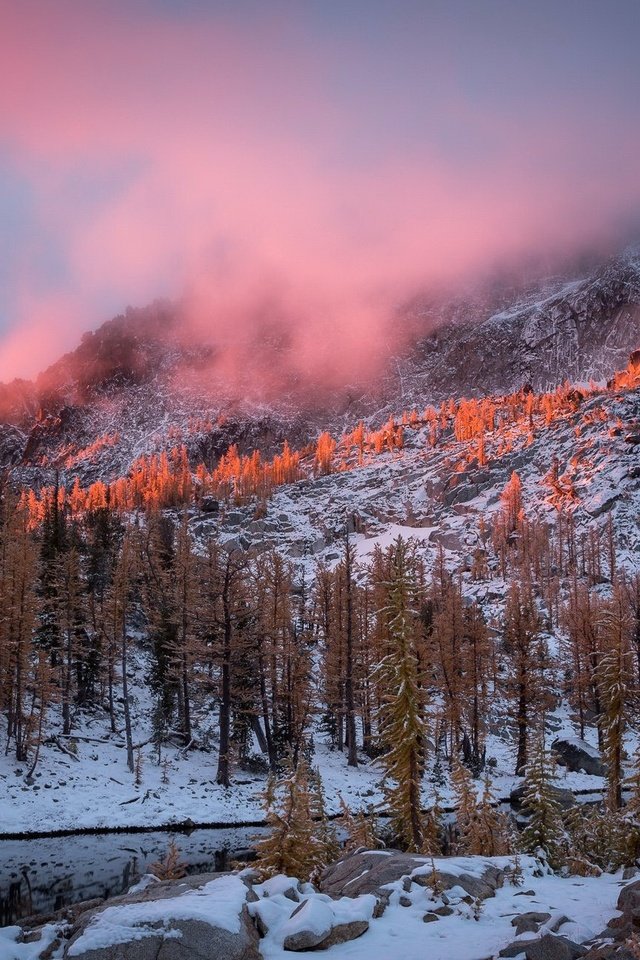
[0,245,638,487]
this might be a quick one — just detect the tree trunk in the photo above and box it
[515,683,527,775]
[217,569,232,787]
[344,531,358,767]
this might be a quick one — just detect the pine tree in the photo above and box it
[338,795,380,852]
[467,771,512,857]
[462,602,491,772]
[25,651,56,779]
[597,583,633,811]
[36,476,68,664]
[253,756,332,881]
[85,504,123,733]
[314,432,336,476]
[343,527,358,768]
[619,741,640,866]
[451,757,510,856]
[106,530,135,772]
[149,839,187,880]
[0,501,40,761]
[170,514,202,744]
[562,805,610,875]
[450,754,477,853]
[309,766,340,875]
[139,513,179,741]
[421,797,442,856]
[375,537,428,852]
[503,578,543,774]
[429,570,465,755]
[520,735,565,870]
[57,544,86,736]
[315,531,361,766]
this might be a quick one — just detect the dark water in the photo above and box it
[0,826,266,927]
[0,790,609,928]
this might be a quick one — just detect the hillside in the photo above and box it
[0,248,639,489]
[1,355,639,840]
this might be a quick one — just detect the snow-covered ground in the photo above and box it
[0,636,621,838]
[0,856,628,960]
[258,866,623,960]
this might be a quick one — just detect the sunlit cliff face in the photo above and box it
[0,1,639,385]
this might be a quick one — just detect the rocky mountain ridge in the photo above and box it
[0,247,639,487]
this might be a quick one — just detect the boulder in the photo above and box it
[583,946,638,960]
[599,878,640,940]
[500,943,529,958]
[249,896,293,937]
[279,896,370,951]
[498,940,527,960]
[62,873,260,960]
[253,875,300,902]
[512,912,551,935]
[551,738,606,777]
[319,919,370,949]
[615,878,640,919]
[510,784,577,811]
[320,849,505,902]
[413,869,494,900]
[501,936,585,960]
[320,850,415,898]
[450,484,480,505]
[524,935,586,960]
[282,899,334,951]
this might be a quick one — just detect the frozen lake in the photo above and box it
[0,826,266,926]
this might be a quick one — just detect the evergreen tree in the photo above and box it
[375,537,428,851]
[467,771,512,856]
[253,756,332,881]
[105,531,135,772]
[503,578,543,774]
[421,790,443,856]
[337,796,380,852]
[139,513,178,741]
[36,476,68,663]
[597,583,633,811]
[520,734,565,870]
[451,757,511,856]
[450,754,477,853]
[0,502,40,760]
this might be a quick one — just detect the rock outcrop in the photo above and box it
[61,873,260,960]
[551,738,606,777]
[320,849,506,902]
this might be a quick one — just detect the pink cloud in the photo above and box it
[0,0,638,384]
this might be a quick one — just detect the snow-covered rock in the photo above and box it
[6,860,632,960]
[62,874,259,960]
[551,738,606,778]
[500,933,586,960]
[320,849,507,902]
[249,878,375,952]
[280,899,334,951]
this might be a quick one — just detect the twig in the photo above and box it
[52,737,80,762]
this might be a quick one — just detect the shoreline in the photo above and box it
[0,785,611,842]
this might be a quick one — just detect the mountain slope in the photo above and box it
[0,247,638,487]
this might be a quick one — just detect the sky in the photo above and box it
[1,0,639,381]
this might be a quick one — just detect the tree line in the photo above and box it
[20,352,640,524]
